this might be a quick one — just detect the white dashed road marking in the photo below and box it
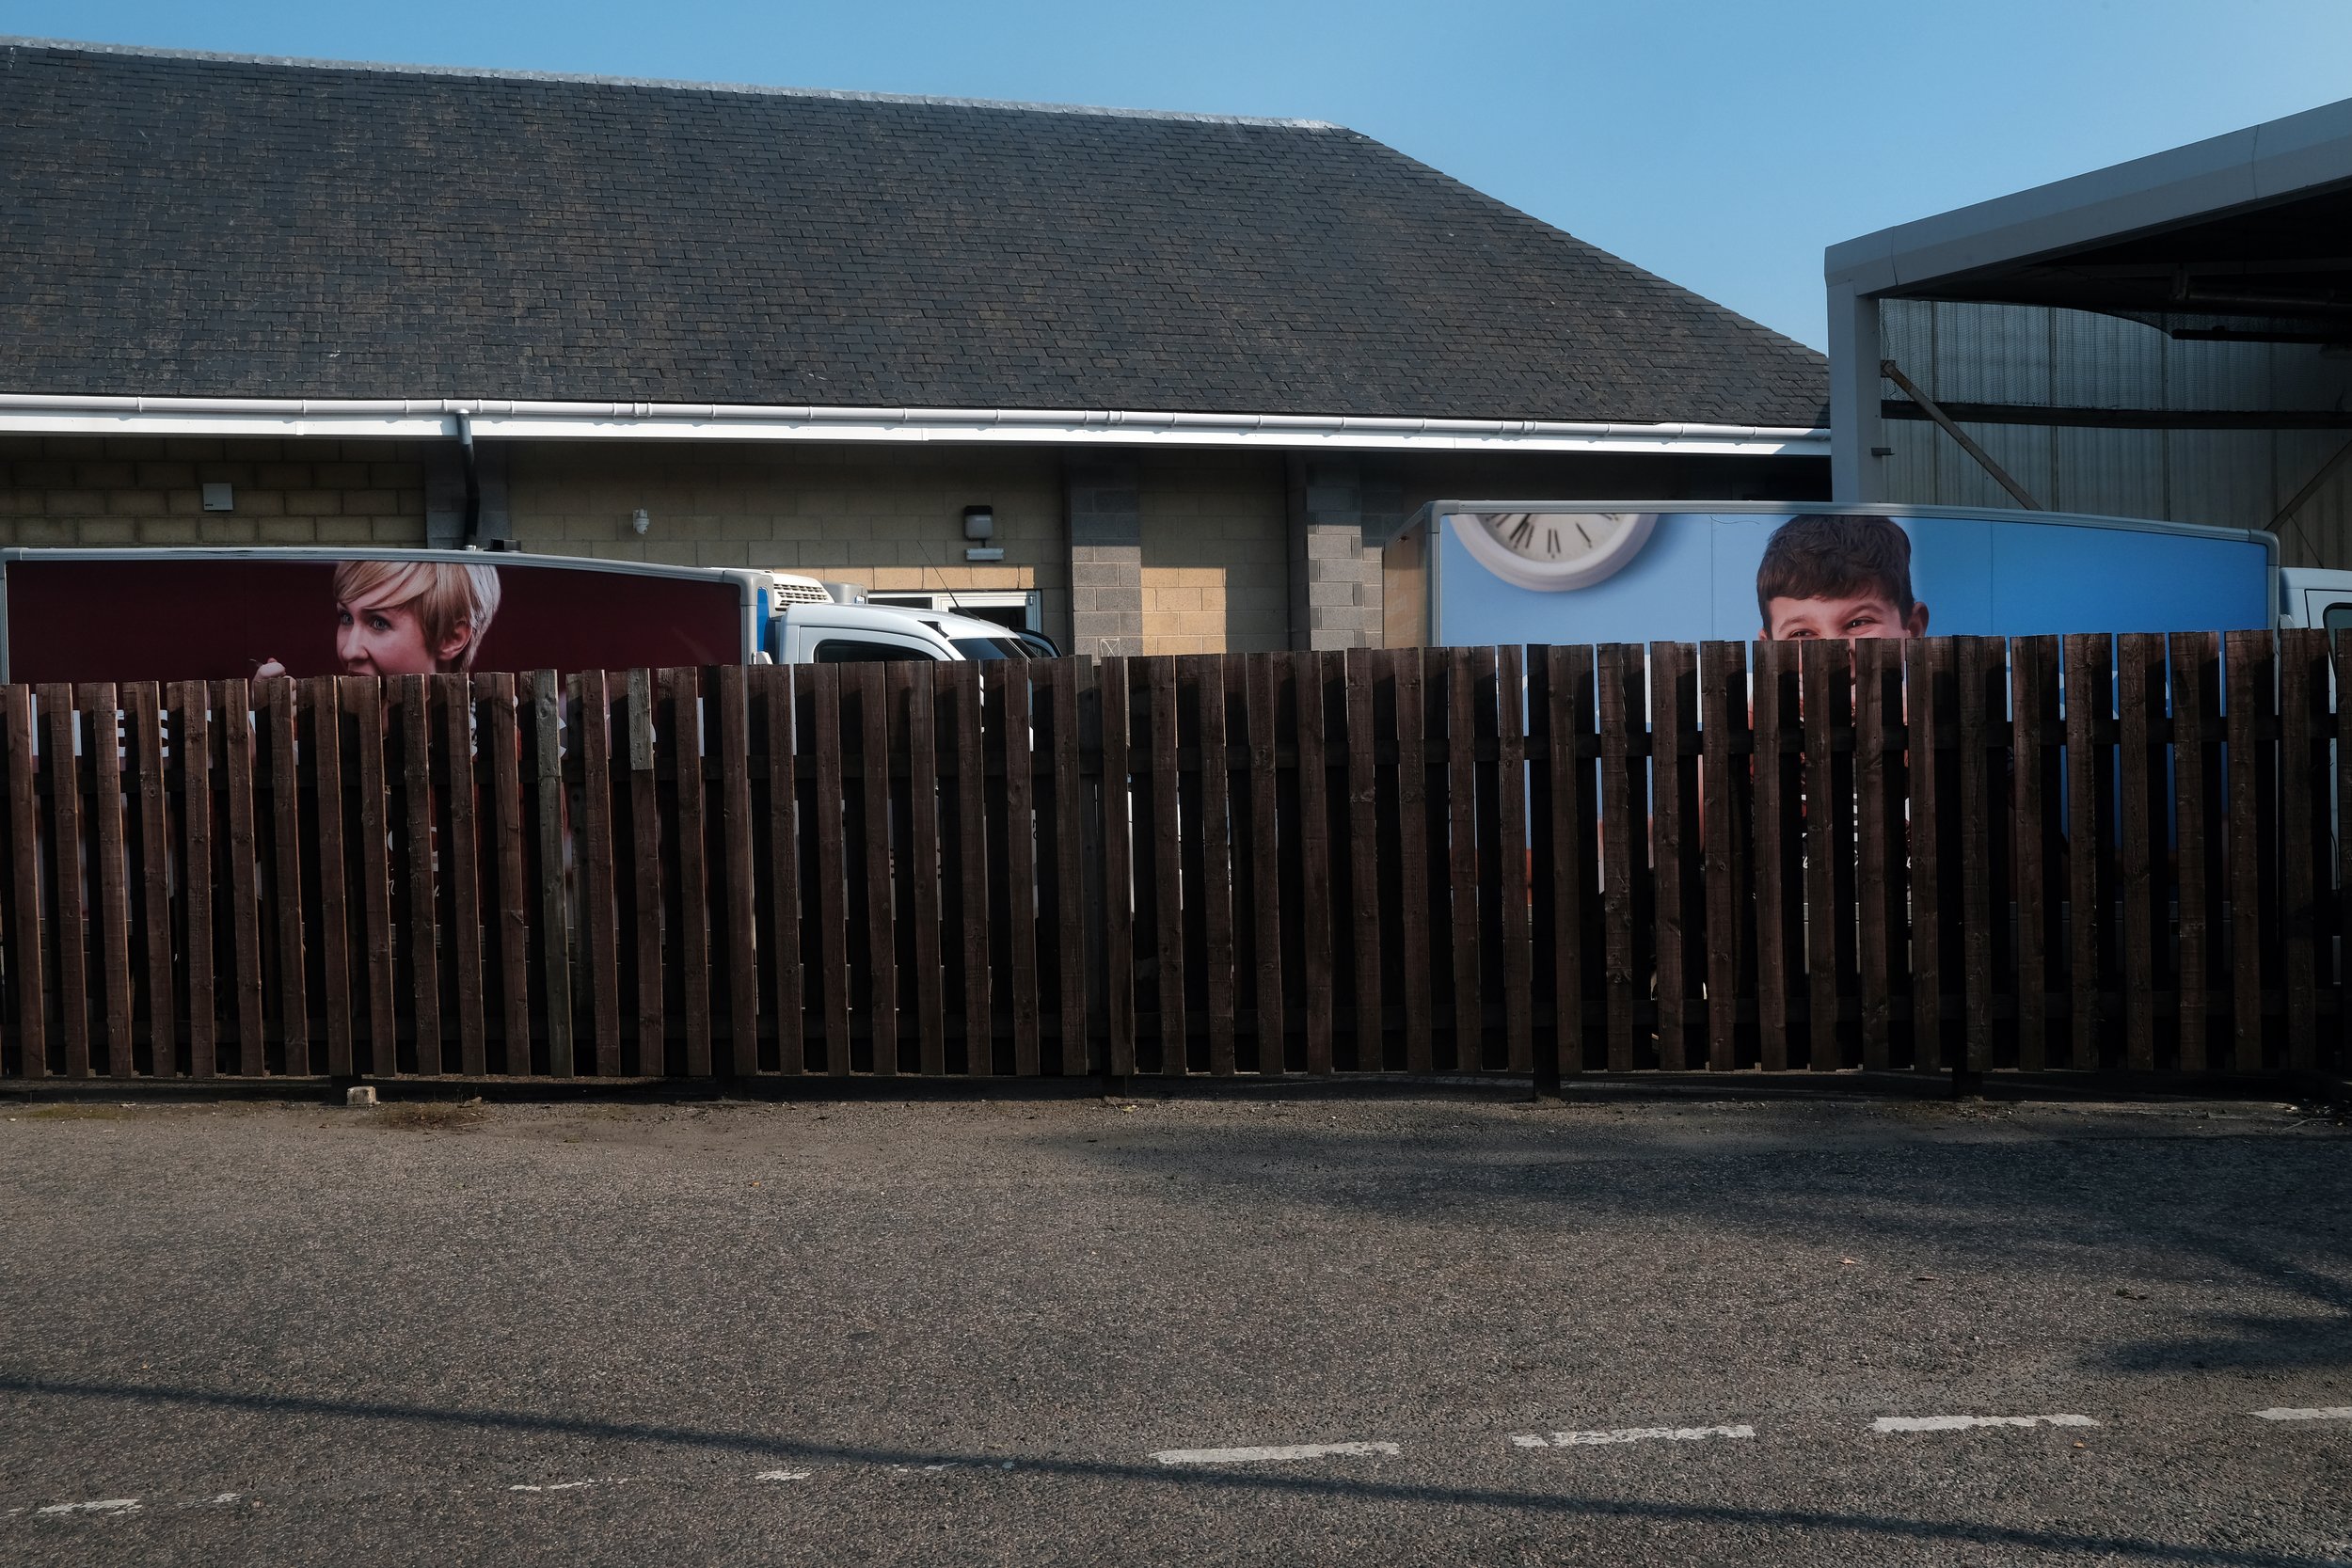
[1512,1424,1755,1448]
[1873,1415,2098,1433]
[16,1399,2340,1523]
[1150,1442,1401,1465]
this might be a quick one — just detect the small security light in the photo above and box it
[631,508,651,536]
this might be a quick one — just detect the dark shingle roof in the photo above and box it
[0,40,1827,426]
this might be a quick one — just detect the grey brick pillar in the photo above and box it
[1287,456,1378,651]
[1066,454,1144,657]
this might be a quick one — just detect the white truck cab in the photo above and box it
[763,573,1045,663]
[2279,568,2352,634]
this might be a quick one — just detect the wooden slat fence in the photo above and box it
[0,635,2344,1084]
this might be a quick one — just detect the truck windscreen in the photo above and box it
[950,636,1034,660]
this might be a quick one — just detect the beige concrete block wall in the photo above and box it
[0,436,429,546]
[1137,451,1288,655]
[0,438,1821,656]
[506,442,1071,644]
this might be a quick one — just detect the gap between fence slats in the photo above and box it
[440,674,487,1075]
[716,665,759,1079]
[1294,653,1336,1074]
[575,672,622,1075]
[1956,638,1998,1077]
[948,661,991,1077]
[1099,658,1135,1079]
[759,667,805,1076]
[1445,647,1486,1072]
[1003,668,1042,1077]
[902,662,946,1077]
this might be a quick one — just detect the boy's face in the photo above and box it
[1762,591,1930,641]
[337,588,469,676]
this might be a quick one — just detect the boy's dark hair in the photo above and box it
[1756,513,1915,624]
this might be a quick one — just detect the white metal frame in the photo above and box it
[1823,96,2352,501]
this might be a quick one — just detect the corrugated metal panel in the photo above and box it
[1883,418,1940,503]
[2048,308,2166,408]
[2054,427,2165,519]
[2274,430,2352,568]
[2300,457,2352,569]
[1868,299,2352,561]
[1873,301,1942,501]
[2268,345,2352,408]
[1879,299,1936,369]
[1932,302,2054,404]
[2168,430,2277,531]
[2166,335,2274,411]
[2156,337,2297,533]
[1941,420,2054,511]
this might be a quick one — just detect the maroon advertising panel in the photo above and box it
[3,556,750,686]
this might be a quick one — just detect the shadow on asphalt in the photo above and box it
[1034,1116,2352,1377]
[0,1373,2334,1566]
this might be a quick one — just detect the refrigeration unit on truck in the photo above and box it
[0,548,1044,686]
[1379,501,2352,648]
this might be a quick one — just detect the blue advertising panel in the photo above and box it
[1427,505,2274,647]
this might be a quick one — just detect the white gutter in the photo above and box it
[0,394,1828,456]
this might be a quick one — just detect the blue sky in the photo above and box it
[8,0,2350,352]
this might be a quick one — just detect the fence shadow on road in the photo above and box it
[0,1372,2332,1567]
[1034,1111,2352,1378]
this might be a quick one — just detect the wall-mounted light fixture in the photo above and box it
[631,508,650,536]
[962,504,1002,561]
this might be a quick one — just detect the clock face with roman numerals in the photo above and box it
[1447,510,1660,591]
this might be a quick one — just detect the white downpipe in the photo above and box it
[0,393,1829,456]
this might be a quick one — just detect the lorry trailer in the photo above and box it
[1381,501,2352,648]
[0,547,1043,686]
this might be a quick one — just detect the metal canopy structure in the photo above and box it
[1827,96,2352,502]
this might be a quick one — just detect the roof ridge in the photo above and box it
[0,35,1344,129]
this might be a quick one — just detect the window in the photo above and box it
[866,590,1041,634]
[2325,604,2352,637]
[950,636,1033,661]
[813,638,935,663]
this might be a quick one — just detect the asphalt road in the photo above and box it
[2,1085,2347,1565]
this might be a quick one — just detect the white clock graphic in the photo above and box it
[1448,510,1659,591]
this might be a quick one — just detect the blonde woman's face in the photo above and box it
[337,587,469,676]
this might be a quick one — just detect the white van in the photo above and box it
[762,573,1049,663]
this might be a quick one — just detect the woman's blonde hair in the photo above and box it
[331,559,502,671]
